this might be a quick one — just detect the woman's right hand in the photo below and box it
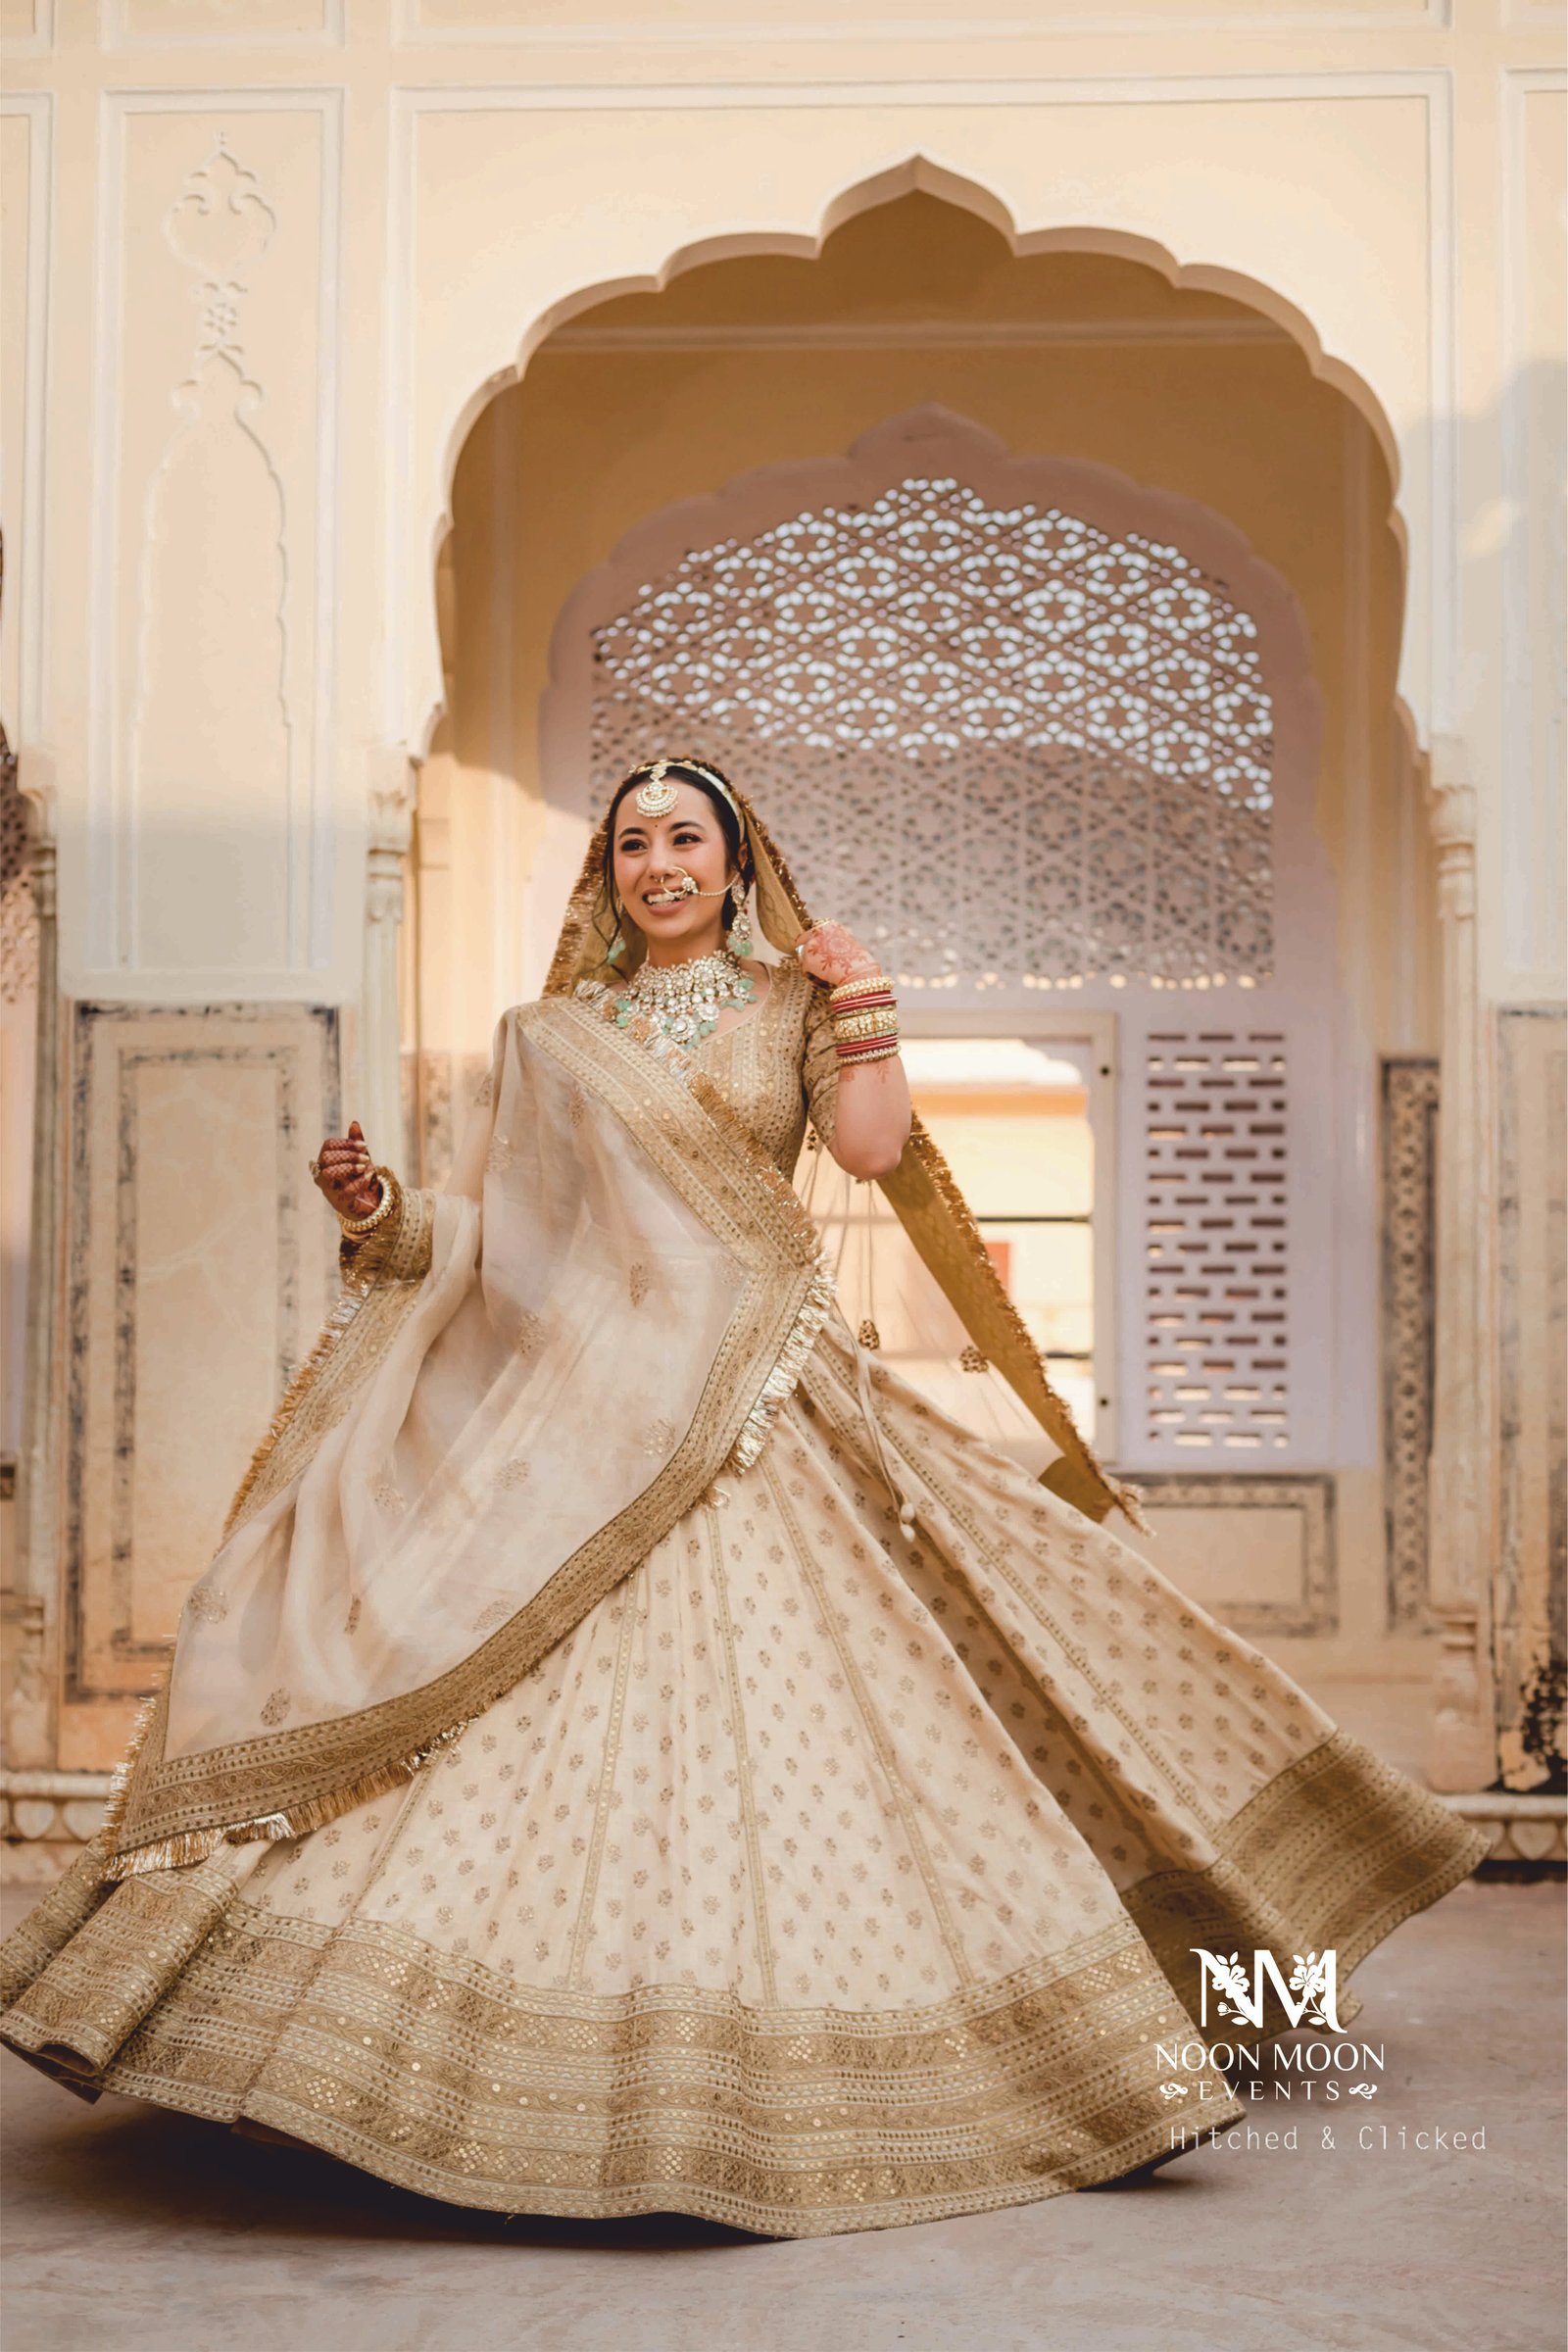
[311,1119,381,1221]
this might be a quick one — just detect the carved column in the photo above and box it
[363,747,417,1171]
[1425,738,1497,1789]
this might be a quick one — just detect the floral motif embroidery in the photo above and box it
[485,1134,516,1177]
[628,1262,651,1308]
[184,1585,228,1625]
[497,1457,532,1491]
[514,1311,546,1358]
[473,1600,512,1634]
[260,1688,292,1727]
[643,1417,678,1459]
[345,1596,363,1637]
[370,1476,406,1513]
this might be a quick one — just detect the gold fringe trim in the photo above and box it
[99,1680,170,1861]
[888,1115,1142,1532]
[727,1261,839,1473]
[103,1714,474,1883]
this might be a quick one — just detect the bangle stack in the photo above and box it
[828,971,901,1068]
[338,1167,398,1237]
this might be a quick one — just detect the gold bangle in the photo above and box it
[828,970,894,1006]
[837,1041,902,1068]
[832,1007,901,1044]
[338,1168,398,1236]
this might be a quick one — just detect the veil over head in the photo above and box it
[546,759,1137,1532]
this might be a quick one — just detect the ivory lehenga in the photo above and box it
[1,788,1490,2240]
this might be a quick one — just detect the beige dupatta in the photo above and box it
[103,774,1135,1882]
[103,993,832,1878]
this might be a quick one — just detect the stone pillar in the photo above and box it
[1426,737,1497,1790]
[7,765,61,1771]
[362,747,417,1171]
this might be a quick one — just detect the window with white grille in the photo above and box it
[1144,1030,1290,1450]
[587,473,1275,990]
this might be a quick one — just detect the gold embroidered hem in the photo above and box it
[0,1903,1245,2237]
[2,1334,1489,2235]
[0,1708,1486,2235]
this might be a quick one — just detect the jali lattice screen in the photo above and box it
[1144,1030,1290,1450]
[588,475,1276,990]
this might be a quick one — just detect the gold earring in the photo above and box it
[728,873,754,956]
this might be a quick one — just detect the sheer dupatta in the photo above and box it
[102,993,832,1879]
[544,782,1140,1534]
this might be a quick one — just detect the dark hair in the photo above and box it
[601,760,750,943]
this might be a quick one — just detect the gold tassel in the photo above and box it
[103,1714,474,1883]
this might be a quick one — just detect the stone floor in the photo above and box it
[1,1880,1562,2352]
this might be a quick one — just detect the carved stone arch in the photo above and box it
[413,156,1417,764]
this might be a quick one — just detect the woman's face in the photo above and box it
[612,777,737,956]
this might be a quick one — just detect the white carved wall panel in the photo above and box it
[92,99,340,978]
[60,1002,339,1767]
[1143,1029,1290,1452]
[588,474,1276,992]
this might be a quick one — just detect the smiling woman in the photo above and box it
[0,755,1490,2242]
[600,758,914,1180]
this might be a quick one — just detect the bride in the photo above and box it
[1,756,1489,2238]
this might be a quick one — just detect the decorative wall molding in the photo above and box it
[1443,1790,1567,1870]
[101,0,346,50]
[1494,1005,1567,1793]
[391,2,1451,48]
[87,89,343,984]
[1382,1056,1439,1631]
[0,1771,113,1884]
[62,1002,339,1724]
[0,1,54,59]
[0,91,54,754]
[1127,1472,1337,1636]
[1425,741,1495,1791]
[1499,68,1568,989]
[548,316,1293,353]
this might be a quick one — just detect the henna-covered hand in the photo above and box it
[795,922,882,990]
[311,1119,381,1220]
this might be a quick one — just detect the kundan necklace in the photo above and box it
[617,946,756,1047]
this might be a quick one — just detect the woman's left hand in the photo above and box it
[795,922,882,989]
